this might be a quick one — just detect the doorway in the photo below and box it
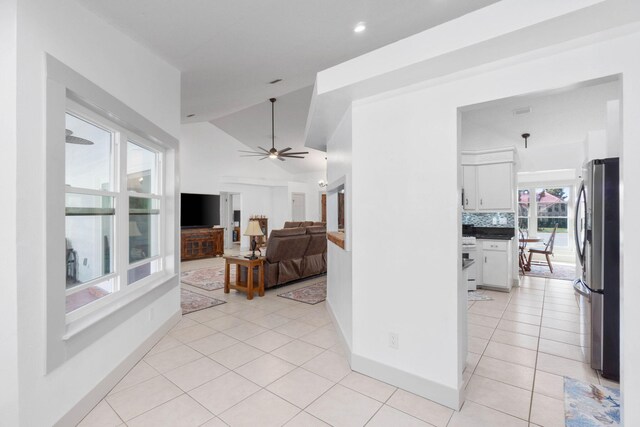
[220,192,241,250]
[292,192,306,221]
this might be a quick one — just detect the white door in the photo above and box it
[292,193,306,221]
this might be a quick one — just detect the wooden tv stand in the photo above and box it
[181,227,224,260]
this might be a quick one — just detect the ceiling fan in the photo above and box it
[65,129,94,145]
[239,98,308,161]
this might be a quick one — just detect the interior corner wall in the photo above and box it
[340,28,640,417]
[0,0,19,424]
[14,0,180,425]
[326,108,353,349]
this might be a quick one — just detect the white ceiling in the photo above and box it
[76,0,499,122]
[212,86,326,174]
[461,78,621,150]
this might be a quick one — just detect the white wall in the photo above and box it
[326,108,354,350]
[332,27,640,417]
[0,0,19,423]
[181,122,326,248]
[13,0,181,425]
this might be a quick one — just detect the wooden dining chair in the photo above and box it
[518,229,528,275]
[527,224,558,273]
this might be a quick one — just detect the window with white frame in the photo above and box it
[518,186,572,249]
[64,105,164,316]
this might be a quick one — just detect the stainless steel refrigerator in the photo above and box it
[574,157,620,381]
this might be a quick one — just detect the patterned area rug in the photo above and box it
[565,377,620,426]
[181,266,235,291]
[468,290,493,301]
[181,289,226,315]
[525,263,576,281]
[278,281,327,305]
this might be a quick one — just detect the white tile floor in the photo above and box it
[78,256,618,426]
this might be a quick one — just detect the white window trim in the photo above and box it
[45,54,179,372]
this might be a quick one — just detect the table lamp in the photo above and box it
[243,220,264,260]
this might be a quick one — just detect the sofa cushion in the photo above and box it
[270,227,306,238]
[266,235,311,263]
[283,221,302,228]
[312,222,326,226]
[305,225,326,235]
[302,221,314,227]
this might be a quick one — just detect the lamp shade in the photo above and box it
[129,221,143,237]
[244,220,264,237]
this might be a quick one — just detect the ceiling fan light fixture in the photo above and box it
[354,22,366,33]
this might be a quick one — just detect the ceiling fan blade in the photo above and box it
[240,154,269,157]
[280,155,305,159]
[281,151,309,155]
[277,156,286,161]
[259,156,269,160]
[238,150,263,154]
[257,146,271,153]
[278,147,292,154]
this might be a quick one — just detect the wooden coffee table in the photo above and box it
[223,255,265,300]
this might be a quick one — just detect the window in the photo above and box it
[64,107,165,315]
[518,186,571,248]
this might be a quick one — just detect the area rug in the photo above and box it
[181,266,235,291]
[525,263,576,281]
[565,377,621,426]
[278,281,327,305]
[181,289,226,314]
[468,290,493,301]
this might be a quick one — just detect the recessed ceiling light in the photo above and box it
[354,22,366,33]
[186,113,195,118]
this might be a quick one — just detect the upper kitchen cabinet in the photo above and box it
[461,147,516,212]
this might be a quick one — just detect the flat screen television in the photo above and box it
[181,193,220,228]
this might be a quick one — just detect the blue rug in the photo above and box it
[565,377,620,426]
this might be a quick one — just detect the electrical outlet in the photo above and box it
[389,332,399,349]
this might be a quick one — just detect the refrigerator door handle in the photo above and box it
[573,279,591,301]
[574,182,587,265]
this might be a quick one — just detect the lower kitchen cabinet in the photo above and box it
[477,238,513,291]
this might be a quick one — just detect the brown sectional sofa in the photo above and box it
[241,224,327,289]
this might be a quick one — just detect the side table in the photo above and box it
[223,255,265,300]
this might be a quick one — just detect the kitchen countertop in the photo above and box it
[475,235,514,240]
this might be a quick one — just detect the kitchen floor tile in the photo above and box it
[339,372,397,402]
[447,400,528,427]
[185,307,228,323]
[474,356,535,390]
[465,375,531,420]
[271,339,325,366]
[536,352,598,382]
[501,311,541,326]
[533,370,564,400]
[106,376,182,421]
[483,341,537,368]
[235,354,296,387]
[77,400,123,427]
[497,319,540,337]
[468,313,500,328]
[489,329,539,351]
[163,357,228,391]
[223,322,268,341]
[208,342,265,370]
[386,389,453,427]
[366,405,431,426]
[109,361,159,395]
[266,367,334,408]
[306,384,382,427]
[250,313,291,329]
[284,411,329,426]
[245,330,293,352]
[530,392,565,427]
[126,394,213,427]
[218,389,299,427]
[540,327,590,347]
[299,327,339,349]
[539,338,590,362]
[468,336,489,354]
[275,319,318,338]
[188,371,260,415]
[302,350,351,382]
[468,323,495,340]
[186,332,239,355]
[144,345,203,373]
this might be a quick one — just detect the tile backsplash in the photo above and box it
[462,212,515,228]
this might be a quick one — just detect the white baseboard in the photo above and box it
[54,310,182,427]
[351,353,464,410]
[325,299,352,365]
[325,300,463,410]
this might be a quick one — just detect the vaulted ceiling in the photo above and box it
[76,0,499,172]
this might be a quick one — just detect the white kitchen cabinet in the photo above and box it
[461,148,515,212]
[477,163,513,211]
[479,239,513,291]
[462,165,477,211]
